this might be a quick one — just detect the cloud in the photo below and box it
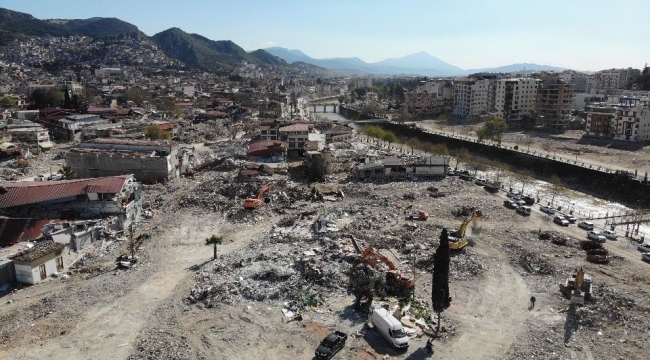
[265,41,276,46]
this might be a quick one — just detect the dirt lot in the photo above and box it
[417,120,650,177]
[1,136,649,360]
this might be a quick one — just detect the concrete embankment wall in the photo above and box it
[370,122,650,207]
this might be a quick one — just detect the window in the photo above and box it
[56,257,64,271]
[39,264,46,280]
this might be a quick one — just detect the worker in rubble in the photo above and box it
[530,296,536,308]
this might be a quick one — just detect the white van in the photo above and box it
[369,307,410,349]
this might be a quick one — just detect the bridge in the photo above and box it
[310,103,339,113]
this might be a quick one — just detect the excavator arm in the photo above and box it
[360,247,397,270]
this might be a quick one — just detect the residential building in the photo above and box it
[278,123,309,155]
[585,104,617,137]
[493,78,540,122]
[356,156,449,179]
[66,138,181,182]
[574,94,608,111]
[405,91,446,117]
[536,77,575,130]
[5,122,52,148]
[9,241,68,284]
[453,78,493,119]
[0,175,142,230]
[612,97,644,141]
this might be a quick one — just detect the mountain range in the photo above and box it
[0,7,330,76]
[0,7,567,77]
[265,47,568,76]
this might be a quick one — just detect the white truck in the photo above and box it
[369,307,409,349]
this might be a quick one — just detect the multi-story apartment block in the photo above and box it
[405,91,445,117]
[493,78,540,121]
[585,104,617,137]
[536,77,575,130]
[453,78,492,119]
[612,97,645,141]
[585,97,650,142]
[586,68,641,93]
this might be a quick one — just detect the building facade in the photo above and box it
[536,78,575,130]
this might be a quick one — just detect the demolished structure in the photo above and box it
[66,138,185,182]
[0,174,142,230]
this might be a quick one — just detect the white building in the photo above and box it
[612,97,645,141]
[10,242,68,284]
[493,78,540,120]
[453,78,492,119]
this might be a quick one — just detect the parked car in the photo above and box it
[506,191,520,198]
[369,307,409,349]
[504,200,519,209]
[522,196,535,205]
[516,206,532,216]
[554,216,569,226]
[637,243,650,252]
[642,253,650,262]
[515,199,527,207]
[587,230,607,243]
[563,214,577,223]
[315,331,347,359]
[602,230,618,240]
[578,221,594,230]
[540,205,555,215]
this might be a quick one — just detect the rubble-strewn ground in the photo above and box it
[1,135,649,360]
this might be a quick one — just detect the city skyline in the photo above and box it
[2,0,650,71]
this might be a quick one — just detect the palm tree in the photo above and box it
[205,235,223,260]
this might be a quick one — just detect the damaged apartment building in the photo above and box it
[66,138,188,183]
[0,174,142,231]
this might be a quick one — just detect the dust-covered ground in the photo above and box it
[1,136,649,360]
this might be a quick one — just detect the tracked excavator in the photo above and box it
[559,267,592,305]
[242,183,274,210]
[359,246,414,295]
[448,209,478,250]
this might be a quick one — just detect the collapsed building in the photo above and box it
[66,138,186,183]
[0,174,142,230]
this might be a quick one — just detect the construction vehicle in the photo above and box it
[559,267,592,305]
[406,210,429,221]
[242,183,274,210]
[448,209,477,250]
[359,246,414,294]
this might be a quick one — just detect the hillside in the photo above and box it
[53,17,142,38]
[0,8,70,45]
[151,27,289,73]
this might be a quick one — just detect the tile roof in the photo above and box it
[279,124,309,132]
[0,217,55,247]
[0,175,131,209]
[247,140,287,156]
[10,241,66,262]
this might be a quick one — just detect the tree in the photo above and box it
[58,164,76,179]
[549,175,565,207]
[395,107,411,123]
[432,229,452,332]
[119,87,151,106]
[476,115,507,144]
[144,125,171,140]
[541,141,553,156]
[31,88,64,109]
[349,263,385,311]
[493,162,510,182]
[289,92,298,118]
[205,235,223,260]
[0,96,17,108]
[515,170,534,195]
[521,137,534,151]
[452,148,471,170]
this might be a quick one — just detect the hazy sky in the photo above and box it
[3,0,649,71]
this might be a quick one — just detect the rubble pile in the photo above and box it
[187,227,354,308]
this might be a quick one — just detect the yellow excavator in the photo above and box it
[448,209,478,250]
[559,266,592,305]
